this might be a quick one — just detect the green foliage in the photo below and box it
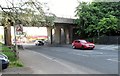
[75,2,120,38]
[0,46,11,51]
[9,60,23,67]
[2,51,17,61]
[0,43,23,67]
[0,0,55,27]
[17,0,55,27]
[97,15,118,34]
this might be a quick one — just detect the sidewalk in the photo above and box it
[2,50,34,74]
[2,67,33,74]
[17,49,81,74]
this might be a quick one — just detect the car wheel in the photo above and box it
[72,45,76,49]
[81,45,84,50]
[90,48,93,50]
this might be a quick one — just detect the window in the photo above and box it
[75,41,80,43]
[80,40,87,43]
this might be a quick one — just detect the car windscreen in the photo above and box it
[80,40,87,43]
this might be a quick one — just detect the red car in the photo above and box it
[72,39,95,49]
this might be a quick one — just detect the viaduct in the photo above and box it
[47,17,78,44]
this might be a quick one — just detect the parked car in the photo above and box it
[72,39,95,49]
[35,40,44,46]
[0,53,9,70]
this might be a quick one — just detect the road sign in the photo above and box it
[16,24,23,32]
[15,24,23,35]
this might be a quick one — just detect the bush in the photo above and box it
[9,60,23,67]
[2,51,17,61]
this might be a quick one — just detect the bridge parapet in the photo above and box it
[54,17,75,24]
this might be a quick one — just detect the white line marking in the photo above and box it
[107,58,120,62]
[69,52,89,57]
[28,50,81,73]
[100,45,118,50]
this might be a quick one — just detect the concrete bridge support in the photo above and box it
[65,27,70,44]
[47,27,52,44]
[46,17,76,45]
[61,28,66,44]
[65,26,73,44]
[53,26,61,44]
[47,24,74,44]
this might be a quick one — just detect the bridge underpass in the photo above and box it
[0,17,78,45]
[47,17,77,44]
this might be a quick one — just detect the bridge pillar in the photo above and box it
[54,26,61,44]
[69,26,73,43]
[64,26,73,44]
[65,27,70,44]
[47,27,52,44]
[60,28,66,44]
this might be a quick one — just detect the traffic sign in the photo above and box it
[16,24,23,32]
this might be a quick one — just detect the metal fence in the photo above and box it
[95,36,119,44]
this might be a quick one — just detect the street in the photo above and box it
[22,44,118,74]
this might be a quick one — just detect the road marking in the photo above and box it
[31,51,81,73]
[69,51,118,58]
[107,58,120,62]
[100,45,118,50]
[53,59,81,73]
[83,51,103,55]
[28,50,53,60]
[69,52,89,57]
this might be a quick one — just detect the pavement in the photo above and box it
[1,50,34,74]
[2,67,33,74]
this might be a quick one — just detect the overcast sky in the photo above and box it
[0,0,93,18]
[41,0,79,18]
[0,0,120,18]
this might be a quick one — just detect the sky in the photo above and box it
[41,0,78,18]
[0,0,92,18]
[0,0,92,39]
[0,0,120,18]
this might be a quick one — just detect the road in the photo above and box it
[22,44,118,74]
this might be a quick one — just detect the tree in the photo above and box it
[97,15,118,35]
[0,0,55,46]
[75,2,120,38]
[11,0,55,27]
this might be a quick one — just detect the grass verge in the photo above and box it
[0,42,23,67]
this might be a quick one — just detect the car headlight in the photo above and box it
[4,58,9,62]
